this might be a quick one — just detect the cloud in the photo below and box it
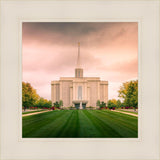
[22,22,138,100]
[23,22,138,49]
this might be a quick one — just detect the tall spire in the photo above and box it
[77,42,81,68]
[75,42,83,78]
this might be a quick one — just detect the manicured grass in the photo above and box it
[22,110,138,138]
[22,110,46,115]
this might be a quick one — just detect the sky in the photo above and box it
[22,22,138,100]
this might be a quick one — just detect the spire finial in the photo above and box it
[77,42,81,68]
[75,42,83,77]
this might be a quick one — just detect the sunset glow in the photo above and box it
[22,22,138,100]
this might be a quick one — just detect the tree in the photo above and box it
[96,100,101,107]
[42,99,52,108]
[100,101,106,108]
[107,99,117,109]
[35,97,44,108]
[22,81,52,110]
[22,82,39,108]
[118,80,138,109]
[107,100,113,109]
[36,98,52,108]
[47,100,52,108]
[107,99,122,109]
[96,100,106,108]
[53,101,59,108]
[116,99,122,108]
[59,100,63,108]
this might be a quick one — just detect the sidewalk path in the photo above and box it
[112,110,138,117]
[22,110,51,117]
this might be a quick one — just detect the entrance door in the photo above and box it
[75,103,80,109]
[82,103,86,109]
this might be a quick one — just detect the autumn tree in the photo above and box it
[107,99,117,109]
[107,99,122,109]
[22,82,52,109]
[118,80,138,109]
[22,82,40,108]
[35,97,52,108]
[116,99,122,108]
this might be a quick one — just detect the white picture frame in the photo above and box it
[0,0,159,160]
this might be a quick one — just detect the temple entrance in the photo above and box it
[75,103,80,109]
[82,103,86,109]
[73,100,88,110]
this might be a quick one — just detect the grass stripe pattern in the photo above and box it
[22,110,138,138]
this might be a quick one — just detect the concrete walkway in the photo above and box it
[22,110,51,117]
[111,110,138,117]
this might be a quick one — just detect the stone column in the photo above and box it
[73,82,76,100]
[84,81,87,100]
[97,81,100,100]
[87,87,90,107]
[51,84,54,104]
[60,81,62,100]
[70,87,73,106]
[54,84,56,102]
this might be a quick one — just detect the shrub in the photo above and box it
[51,106,55,110]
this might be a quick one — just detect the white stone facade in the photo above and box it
[51,43,108,108]
[51,76,108,108]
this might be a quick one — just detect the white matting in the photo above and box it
[0,0,159,160]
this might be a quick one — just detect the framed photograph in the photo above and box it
[0,0,159,160]
[22,22,138,139]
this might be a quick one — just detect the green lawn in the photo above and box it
[22,110,138,138]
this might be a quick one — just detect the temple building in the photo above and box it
[51,43,108,109]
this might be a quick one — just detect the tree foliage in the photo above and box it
[35,97,52,108]
[96,100,101,107]
[107,99,117,109]
[53,101,60,108]
[22,82,52,109]
[117,99,122,108]
[118,80,138,108]
[100,101,106,108]
[53,100,64,108]
[107,99,122,109]
[59,100,63,108]
[96,100,106,108]
[22,82,39,108]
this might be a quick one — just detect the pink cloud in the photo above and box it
[22,22,138,100]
